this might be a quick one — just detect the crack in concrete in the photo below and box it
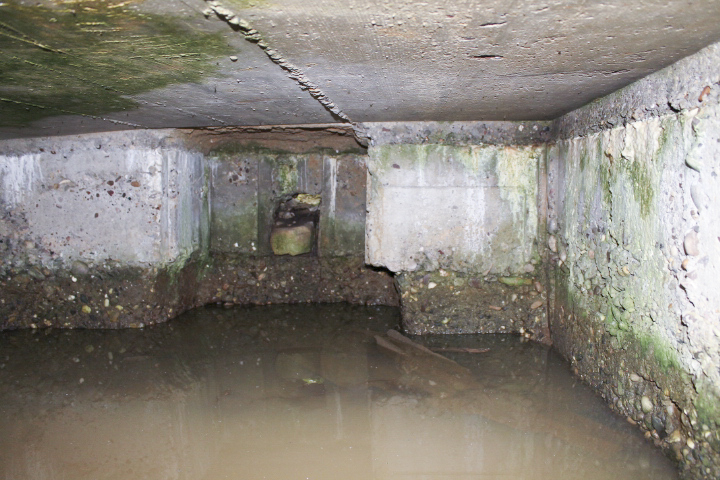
[10,54,120,94]
[0,20,67,54]
[136,99,228,126]
[0,97,146,129]
[203,0,368,146]
[470,54,504,60]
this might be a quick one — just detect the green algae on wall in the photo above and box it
[206,151,260,254]
[696,387,720,430]
[212,208,259,253]
[554,120,669,353]
[550,109,720,478]
[318,216,364,256]
[273,161,299,196]
[205,146,368,257]
[0,0,231,126]
[368,139,551,343]
[492,145,540,239]
[367,143,542,274]
[558,274,685,379]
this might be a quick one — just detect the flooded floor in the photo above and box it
[0,304,678,480]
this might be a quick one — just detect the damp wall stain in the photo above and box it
[0,0,231,127]
[547,100,720,480]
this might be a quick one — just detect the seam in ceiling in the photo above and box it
[203,0,369,145]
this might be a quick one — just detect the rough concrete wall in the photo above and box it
[318,154,367,257]
[206,147,366,257]
[0,130,203,269]
[164,148,210,262]
[367,143,541,273]
[548,43,720,479]
[0,130,209,329]
[365,128,549,339]
[0,129,395,330]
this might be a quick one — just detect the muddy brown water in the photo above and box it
[0,304,678,480]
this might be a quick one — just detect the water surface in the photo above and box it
[0,304,678,480]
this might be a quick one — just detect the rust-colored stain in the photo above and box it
[698,85,712,102]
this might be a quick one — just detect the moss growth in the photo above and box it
[163,248,195,285]
[626,159,655,217]
[564,272,681,376]
[654,122,671,160]
[582,129,656,218]
[199,164,213,254]
[370,144,427,172]
[695,389,720,427]
[319,216,364,256]
[620,331,681,375]
[579,146,590,171]
[619,313,678,373]
[295,193,321,206]
[598,162,614,208]
[652,340,681,372]
[270,224,314,256]
[498,276,532,286]
[211,209,258,253]
[0,0,230,126]
[274,162,298,195]
[207,142,366,157]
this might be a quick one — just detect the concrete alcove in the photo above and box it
[1,0,720,478]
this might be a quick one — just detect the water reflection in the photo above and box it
[0,304,677,480]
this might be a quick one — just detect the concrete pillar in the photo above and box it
[363,127,550,340]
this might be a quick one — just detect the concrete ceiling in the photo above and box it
[2,0,720,139]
